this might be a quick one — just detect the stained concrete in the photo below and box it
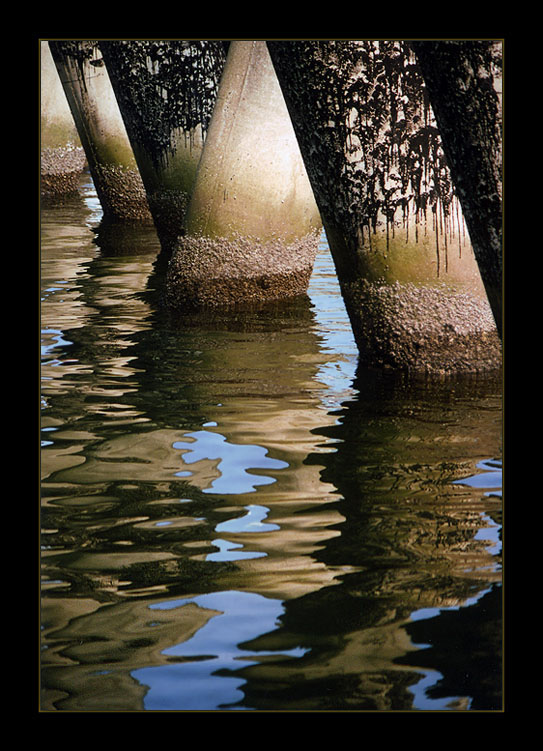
[100,41,227,253]
[48,41,151,221]
[410,41,503,336]
[267,40,501,373]
[166,41,322,311]
[40,41,85,195]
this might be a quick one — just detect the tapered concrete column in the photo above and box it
[48,41,151,222]
[100,41,227,253]
[40,41,85,195]
[267,41,501,374]
[165,41,322,310]
[410,41,503,338]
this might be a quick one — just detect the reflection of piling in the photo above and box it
[41,596,219,711]
[267,41,501,374]
[48,41,151,222]
[40,42,86,196]
[101,41,227,255]
[235,371,502,710]
[165,41,322,311]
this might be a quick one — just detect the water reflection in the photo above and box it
[40,174,502,711]
[172,430,289,493]
[134,591,309,711]
[216,372,502,711]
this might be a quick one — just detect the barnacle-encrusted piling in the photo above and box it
[165,41,322,310]
[48,41,151,221]
[267,40,501,374]
[40,41,85,196]
[101,41,227,254]
[410,40,503,337]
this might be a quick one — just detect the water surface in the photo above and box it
[40,173,503,712]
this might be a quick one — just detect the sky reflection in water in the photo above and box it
[40,180,502,711]
[133,591,309,711]
[172,430,289,494]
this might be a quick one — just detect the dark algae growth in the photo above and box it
[100,41,227,253]
[268,41,458,260]
[100,41,226,170]
[410,41,503,336]
[267,41,501,374]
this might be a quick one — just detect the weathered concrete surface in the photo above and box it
[40,41,85,195]
[48,41,151,222]
[267,40,501,374]
[410,40,503,338]
[100,41,227,253]
[165,41,322,310]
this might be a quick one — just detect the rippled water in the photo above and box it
[40,172,503,712]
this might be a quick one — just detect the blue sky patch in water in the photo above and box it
[215,504,280,533]
[452,459,502,491]
[206,538,267,562]
[173,430,288,494]
[133,590,308,710]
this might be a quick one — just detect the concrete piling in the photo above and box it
[41,38,503,375]
[100,41,228,254]
[165,40,322,311]
[410,40,503,338]
[40,41,86,196]
[48,41,151,222]
[267,40,501,374]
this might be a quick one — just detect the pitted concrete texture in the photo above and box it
[165,231,321,309]
[41,145,86,195]
[343,278,501,374]
[95,164,152,222]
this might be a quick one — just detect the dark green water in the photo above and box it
[40,173,503,712]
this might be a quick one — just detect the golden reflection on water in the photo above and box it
[41,175,502,711]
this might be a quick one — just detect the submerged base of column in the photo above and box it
[343,279,501,375]
[146,188,191,255]
[93,164,152,222]
[41,145,86,195]
[165,231,321,309]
